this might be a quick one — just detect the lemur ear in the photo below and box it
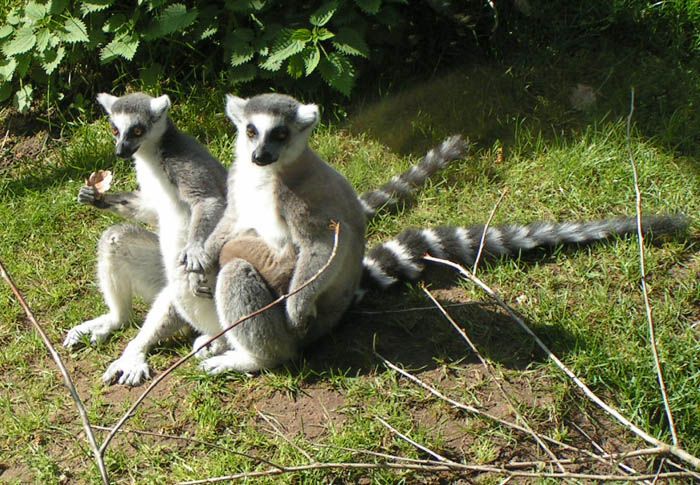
[96,93,118,114]
[150,95,171,118]
[225,94,247,125]
[296,103,319,131]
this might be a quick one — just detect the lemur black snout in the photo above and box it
[252,150,277,166]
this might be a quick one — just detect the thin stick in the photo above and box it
[91,425,283,470]
[0,260,110,484]
[473,187,508,274]
[423,254,700,470]
[569,421,646,480]
[375,416,456,464]
[257,410,315,463]
[373,348,606,464]
[100,223,342,457]
[625,87,679,446]
[351,302,471,315]
[421,285,565,472]
[176,464,694,484]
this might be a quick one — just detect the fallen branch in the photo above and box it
[0,260,110,484]
[421,285,565,472]
[423,254,700,470]
[625,87,679,446]
[100,223,342,458]
[176,462,694,483]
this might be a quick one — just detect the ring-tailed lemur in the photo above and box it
[188,93,687,377]
[62,91,467,385]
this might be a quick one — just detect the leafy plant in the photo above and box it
[0,0,411,112]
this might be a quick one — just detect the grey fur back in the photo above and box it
[362,215,688,289]
[358,135,468,218]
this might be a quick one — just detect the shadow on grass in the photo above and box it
[345,46,700,165]
[297,285,578,382]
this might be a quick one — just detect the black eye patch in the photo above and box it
[128,124,146,137]
[270,126,289,141]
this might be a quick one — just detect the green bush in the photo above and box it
[0,0,412,111]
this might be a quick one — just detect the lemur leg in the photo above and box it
[64,224,166,348]
[200,259,297,374]
[102,285,185,386]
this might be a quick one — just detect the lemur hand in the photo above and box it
[179,242,211,273]
[77,185,101,206]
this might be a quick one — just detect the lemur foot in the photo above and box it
[193,334,228,359]
[199,350,262,375]
[63,315,120,348]
[103,353,151,386]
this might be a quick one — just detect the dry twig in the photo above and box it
[421,284,565,472]
[257,410,316,463]
[473,187,508,274]
[0,260,110,484]
[375,416,456,464]
[423,254,700,470]
[100,223,342,457]
[625,87,679,446]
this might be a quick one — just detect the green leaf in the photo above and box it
[228,28,255,66]
[0,25,13,39]
[24,2,47,22]
[102,14,127,33]
[48,0,69,15]
[287,53,304,79]
[310,1,337,27]
[260,30,306,71]
[0,58,17,82]
[354,0,382,15]
[15,55,31,77]
[0,82,12,102]
[14,84,33,113]
[228,63,257,84]
[140,63,163,86]
[63,17,89,43]
[2,27,37,57]
[315,28,335,41]
[41,45,65,74]
[332,28,369,57]
[146,3,198,39]
[100,32,139,62]
[200,25,218,40]
[80,0,114,16]
[35,28,50,53]
[7,9,21,25]
[291,28,312,42]
[303,46,320,75]
[318,52,355,96]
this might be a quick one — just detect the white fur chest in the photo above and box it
[231,163,291,251]
[134,150,190,258]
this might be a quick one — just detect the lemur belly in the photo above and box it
[135,157,190,278]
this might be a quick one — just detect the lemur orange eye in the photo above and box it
[133,127,143,137]
[111,126,119,136]
[246,124,257,139]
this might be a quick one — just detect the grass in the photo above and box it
[1,43,699,483]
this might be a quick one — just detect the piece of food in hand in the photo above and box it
[85,170,113,199]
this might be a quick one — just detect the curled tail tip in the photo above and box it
[642,213,690,236]
[438,134,469,162]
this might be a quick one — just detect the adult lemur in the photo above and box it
[189,93,687,376]
[63,92,467,385]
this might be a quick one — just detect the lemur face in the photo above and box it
[225,93,319,168]
[97,93,171,159]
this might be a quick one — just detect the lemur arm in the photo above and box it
[285,225,348,332]
[77,186,158,225]
[179,196,226,272]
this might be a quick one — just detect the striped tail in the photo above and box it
[358,135,469,220]
[361,215,688,290]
